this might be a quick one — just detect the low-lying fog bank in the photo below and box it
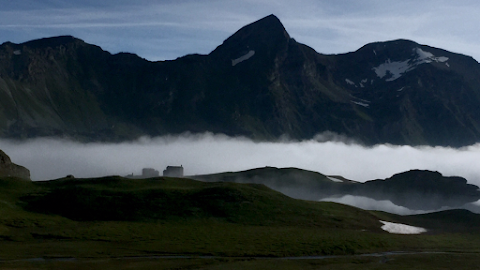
[2,133,480,186]
[320,195,480,215]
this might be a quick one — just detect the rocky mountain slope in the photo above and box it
[2,15,480,146]
[0,150,30,179]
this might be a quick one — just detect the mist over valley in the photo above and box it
[1,132,480,215]
[3,133,480,183]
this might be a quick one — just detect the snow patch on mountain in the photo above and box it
[414,48,448,64]
[327,176,343,183]
[351,101,369,107]
[373,59,411,81]
[373,47,449,82]
[346,78,370,88]
[345,79,355,85]
[360,79,368,88]
[380,221,427,234]
[232,50,255,66]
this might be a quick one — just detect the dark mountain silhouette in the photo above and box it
[1,15,480,146]
[349,170,480,210]
[193,167,350,200]
[194,167,480,211]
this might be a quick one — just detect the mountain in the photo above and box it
[348,170,480,210]
[2,15,480,145]
[194,167,480,211]
[192,167,356,201]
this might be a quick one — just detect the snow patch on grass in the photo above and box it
[380,220,427,234]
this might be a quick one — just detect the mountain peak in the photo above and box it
[21,36,85,49]
[210,14,290,59]
[251,14,285,29]
[227,14,290,41]
[355,39,420,59]
[1,36,83,51]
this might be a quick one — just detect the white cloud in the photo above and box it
[2,133,480,185]
[320,195,452,215]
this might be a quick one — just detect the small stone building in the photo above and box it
[163,165,184,177]
[142,168,160,178]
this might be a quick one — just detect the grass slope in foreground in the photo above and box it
[0,176,479,264]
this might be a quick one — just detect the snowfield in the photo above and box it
[373,59,411,81]
[232,50,255,66]
[351,100,369,107]
[373,47,449,81]
[380,220,427,234]
[327,176,343,183]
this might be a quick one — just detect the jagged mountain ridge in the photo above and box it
[1,14,480,145]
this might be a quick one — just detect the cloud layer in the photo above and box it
[2,133,480,186]
[320,195,453,215]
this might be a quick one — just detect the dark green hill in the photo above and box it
[2,15,480,145]
[193,167,355,200]
[20,176,380,230]
[0,175,387,258]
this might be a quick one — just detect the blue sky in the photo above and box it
[1,0,479,61]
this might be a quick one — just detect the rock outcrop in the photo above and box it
[0,150,30,180]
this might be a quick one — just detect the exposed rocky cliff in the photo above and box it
[0,150,30,180]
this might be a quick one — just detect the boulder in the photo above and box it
[0,150,30,180]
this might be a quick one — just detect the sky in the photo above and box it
[1,0,480,61]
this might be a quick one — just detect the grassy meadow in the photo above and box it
[0,176,479,269]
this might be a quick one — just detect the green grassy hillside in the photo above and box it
[21,176,376,228]
[192,167,352,200]
[0,175,479,268]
